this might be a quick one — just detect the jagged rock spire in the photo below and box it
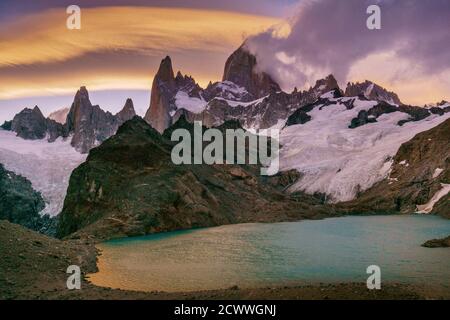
[222,44,281,98]
[116,98,136,123]
[144,56,177,133]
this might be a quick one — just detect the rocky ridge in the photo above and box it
[6,87,136,153]
[56,116,332,240]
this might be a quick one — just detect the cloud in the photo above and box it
[246,0,450,103]
[0,6,279,99]
[0,7,279,67]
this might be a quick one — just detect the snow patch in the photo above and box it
[399,160,409,167]
[416,184,450,214]
[212,95,268,108]
[217,81,249,97]
[175,91,207,114]
[432,168,444,179]
[320,91,336,99]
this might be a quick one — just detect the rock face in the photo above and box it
[10,106,66,142]
[11,106,50,140]
[116,98,136,123]
[222,45,281,99]
[144,57,205,133]
[1,120,12,130]
[7,88,136,153]
[48,107,70,124]
[348,101,442,128]
[345,80,402,105]
[173,75,342,130]
[340,118,450,217]
[56,117,331,240]
[66,88,136,153]
[144,56,177,133]
[0,163,56,235]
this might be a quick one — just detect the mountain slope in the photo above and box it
[274,94,450,203]
[56,117,332,240]
[0,164,48,231]
[339,118,450,217]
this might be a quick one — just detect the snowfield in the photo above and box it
[0,130,86,216]
[174,91,207,114]
[269,96,450,203]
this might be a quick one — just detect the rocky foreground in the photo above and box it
[1,220,447,300]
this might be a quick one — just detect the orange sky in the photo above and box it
[0,3,448,122]
[0,7,280,99]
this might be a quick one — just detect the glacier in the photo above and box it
[0,129,86,216]
[272,95,450,203]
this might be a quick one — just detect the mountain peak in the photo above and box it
[76,86,89,100]
[156,56,175,84]
[222,44,281,99]
[116,98,136,122]
[345,81,402,105]
[312,74,340,94]
[144,56,178,133]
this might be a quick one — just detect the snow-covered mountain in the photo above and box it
[0,129,86,216]
[344,80,402,105]
[270,93,450,202]
[1,42,449,221]
[140,45,449,206]
[0,89,136,216]
[4,87,137,153]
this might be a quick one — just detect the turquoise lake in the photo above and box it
[88,215,450,292]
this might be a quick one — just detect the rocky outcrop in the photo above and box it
[222,45,281,99]
[144,57,205,133]
[0,163,56,235]
[6,88,136,153]
[174,75,342,130]
[422,236,450,248]
[345,80,402,105]
[144,56,177,133]
[312,75,341,96]
[10,106,66,142]
[56,117,332,240]
[339,118,450,217]
[11,106,48,140]
[0,120,12,130]
[348,101,439,128]
[116,98,136,123]
[66,87,136,153]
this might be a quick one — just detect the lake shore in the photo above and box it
[1,220,449,300]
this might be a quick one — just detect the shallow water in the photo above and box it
[88,215,450,292]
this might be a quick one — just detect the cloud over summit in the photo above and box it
[246,0,450,102]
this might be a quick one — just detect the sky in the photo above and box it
[0,0,449,123]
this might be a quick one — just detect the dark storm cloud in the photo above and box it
[246,0,450,88]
